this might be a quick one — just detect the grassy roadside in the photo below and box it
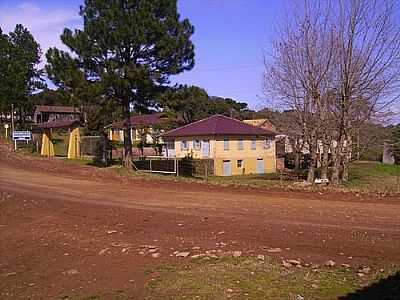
[144,257,399,300]
[66,257,399,300]
[345,162,400,193]
[9,141,400,194]
[114,162,400,194]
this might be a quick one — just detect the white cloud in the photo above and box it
[0,1,81,66]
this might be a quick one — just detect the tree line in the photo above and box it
[1,0,399,176]
[264,0,400,184]
[0,0,252,167]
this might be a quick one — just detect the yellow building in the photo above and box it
[105,113,169,144]
[162,115,276,176]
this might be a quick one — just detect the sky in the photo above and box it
[1,0,398,120]
[0,0,289,110]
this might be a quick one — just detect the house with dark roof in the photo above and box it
[33,105,80,124]
[162,114,276,176]
[105,112,170,144]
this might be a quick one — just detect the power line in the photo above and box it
[192,64,260,72]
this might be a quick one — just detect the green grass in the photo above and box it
[207,173,286,189]
[56,257,400,299]
[346,162,400,193]
[144,257,398,300]
[115,162,400,193]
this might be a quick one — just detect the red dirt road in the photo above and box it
[0,151,400,299]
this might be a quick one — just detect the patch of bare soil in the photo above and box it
[1,141,399,299]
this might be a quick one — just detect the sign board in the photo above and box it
[13,130,32,141]
[4,124,9,129]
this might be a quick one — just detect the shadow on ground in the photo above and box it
[339,271,400,300]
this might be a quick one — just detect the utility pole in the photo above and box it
[11,103,14,135]
[11,103,14,132]
[11,103,16,150]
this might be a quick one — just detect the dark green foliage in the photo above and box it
[46,0,195,166]
[160,85,249,124]
[160,85,209,124]
[29,89,71,107]
[0,25,44,126]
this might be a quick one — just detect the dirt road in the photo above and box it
[0,153,399,299]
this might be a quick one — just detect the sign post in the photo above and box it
[12,130,32,150]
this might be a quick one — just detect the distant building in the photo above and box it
[105,112,170,144]
[33,105,80,124]
[242,118,277,133]
[162,114,276,176]
[383,140,395,164]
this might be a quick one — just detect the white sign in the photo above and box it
[13,130,31,141]
[4,124,9,129]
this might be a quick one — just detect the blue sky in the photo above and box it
[0,0,290,110]
[2,0,398,120]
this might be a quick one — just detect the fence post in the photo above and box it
[204,162,208,181]
[176,159,179,177]
[150,159,152,173]
[397,176,399,193]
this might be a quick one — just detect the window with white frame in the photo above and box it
[264,139,272,149]
[251,139,257,150]
[181,140,188,150]
[238,139,244,150]
[194,139,201,150]
[224,138,230,150]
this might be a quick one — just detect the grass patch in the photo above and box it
[207,173,286,189]
[144,257,398,300]
[346,162,400,193]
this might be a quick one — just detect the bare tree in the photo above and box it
[330,0,400,183]
[264,0,400,185]
[264,1,336,183]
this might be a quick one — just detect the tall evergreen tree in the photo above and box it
[0,28,11,118]
[0,25,43,126]
[47,0,195,167]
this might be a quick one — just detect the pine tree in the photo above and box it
[0,25,43,126]
[47,0,195,167]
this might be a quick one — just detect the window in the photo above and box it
[167,141,175,149]
[194,139,201,150]
[224,138,230,150]
[264,139,272,149]
[181,140,188,150]
[251,139,257,150]
[237,159,243,168]
[238,139,244,150]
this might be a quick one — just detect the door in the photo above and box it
[256,158,264,174]
[223,160,231,176]
[202,140,210,157]
[165,141,175,157]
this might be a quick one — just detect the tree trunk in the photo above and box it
[18,105,23,128]
[320,139,330,180]
[307,137,317,184]
[331,139,342,185]
[122,100,133,169]
[294,151,301,171]
[341,136,352,182]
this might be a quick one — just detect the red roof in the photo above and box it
[35,105,80,114]
[106,113,169,129]
[162,115,276,138]
[37,119,80,129]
